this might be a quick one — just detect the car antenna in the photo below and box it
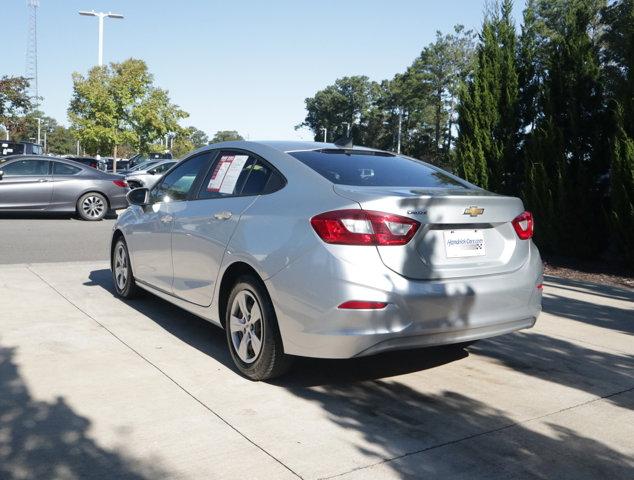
[333,134,353,149]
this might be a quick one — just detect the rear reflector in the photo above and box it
[338,301,388,310]
[112,179,128,188]
[512,211,534,240]
[311,209,420,246]
[536,283,543,290]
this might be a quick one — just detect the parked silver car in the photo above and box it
[125,159,177,189]
[0,155,129,220]
[111,141,543,380]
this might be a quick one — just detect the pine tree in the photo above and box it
[455,0,519,192]
[520,0,608,258]
[603,0,634,266]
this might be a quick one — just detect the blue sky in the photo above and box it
[4,0,526,140]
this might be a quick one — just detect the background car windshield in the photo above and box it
[289,150,466,188]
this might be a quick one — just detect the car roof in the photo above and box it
[203,140,386,155]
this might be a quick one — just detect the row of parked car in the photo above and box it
[0,146,177,221]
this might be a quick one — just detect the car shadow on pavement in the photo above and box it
[0,344,170,480]
[86,269,468,384]
[284,380,634,478]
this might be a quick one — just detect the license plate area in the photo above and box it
[444,229,486,258]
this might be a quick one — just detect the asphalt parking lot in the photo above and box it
[1,217,633,479]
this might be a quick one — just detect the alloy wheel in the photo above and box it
[81,195,105,219]
[229,290,264,364]
[113,243,129,292]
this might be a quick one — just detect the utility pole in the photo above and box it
[78,10,124,66]
[343,122,350,136]
[397,109,403,154]
[26,0,39,108]
[321,127,327,142]
[37,118,41,145]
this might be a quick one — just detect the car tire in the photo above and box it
[77,192,108,221]
[225,275,292,381]
[111,237,139,299]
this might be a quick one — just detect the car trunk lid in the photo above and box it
[334,185,529,280]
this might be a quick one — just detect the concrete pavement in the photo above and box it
[0,261,633,479]
[0,215,116,264]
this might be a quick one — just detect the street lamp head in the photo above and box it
[106,13,124,19]
[78,10,97,17]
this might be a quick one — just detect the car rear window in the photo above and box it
[288,149,466,188]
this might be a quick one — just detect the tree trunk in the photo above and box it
[113,144,118,173]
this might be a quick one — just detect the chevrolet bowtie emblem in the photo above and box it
[464,206,485,217]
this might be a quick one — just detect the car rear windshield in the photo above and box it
[288,149,466,188]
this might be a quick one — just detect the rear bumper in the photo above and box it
[266,242,543,359]
[108,191,129,210]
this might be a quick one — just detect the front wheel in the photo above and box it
[225,276,292,380]
[77,192,108,221]
[111,238,139,299]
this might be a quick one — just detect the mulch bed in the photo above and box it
[543,255,634,291]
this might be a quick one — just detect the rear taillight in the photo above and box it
[311,209,420,246]
[512,211,534,240]
[112,179,128,188]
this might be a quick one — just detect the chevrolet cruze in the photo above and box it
[111,141,542,380]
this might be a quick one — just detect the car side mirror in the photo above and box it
[127,187,150,206]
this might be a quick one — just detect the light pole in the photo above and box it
[321,127,328,143]
[396,109,403,154]
[78,10,124,66]
[342,122,350,136]
[37,118,41,145]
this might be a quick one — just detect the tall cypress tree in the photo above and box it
[456,0,519,192]
[603,0,634,266]
[521,0,608,258]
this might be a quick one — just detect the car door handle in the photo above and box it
[213,211,232,220]
[160,214,174,223]
[38,178,50,182]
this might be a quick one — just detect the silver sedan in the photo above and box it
[0,155,129,220]
[111,141,542,380]
[124,159,177,190]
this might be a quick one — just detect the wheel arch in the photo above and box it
[110,229,125,265]
[217,261,270,329]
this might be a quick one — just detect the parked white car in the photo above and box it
[125,159,177,189]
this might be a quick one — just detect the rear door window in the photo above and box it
[288,149,466,188]
[53,162,82,176]
[197,151,285,199]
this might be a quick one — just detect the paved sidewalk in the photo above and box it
[1,261,633,479]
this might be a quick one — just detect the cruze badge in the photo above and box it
[464,206,485,217]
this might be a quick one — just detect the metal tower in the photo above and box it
[25,0,39,108]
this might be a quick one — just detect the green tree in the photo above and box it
[68,59,188,158]
[170,126,210,157]
[187,127,209,148]
[455,0,520,191]
[298,76,379,144]
[411,25,476,165]
[521,0,608,258]
[209,130,244,143]
[602,0,634,266]
[0,76,33,139]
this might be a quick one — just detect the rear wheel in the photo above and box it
[111,237,139,299]
[77,192,108,221]
[225,276,292,380]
